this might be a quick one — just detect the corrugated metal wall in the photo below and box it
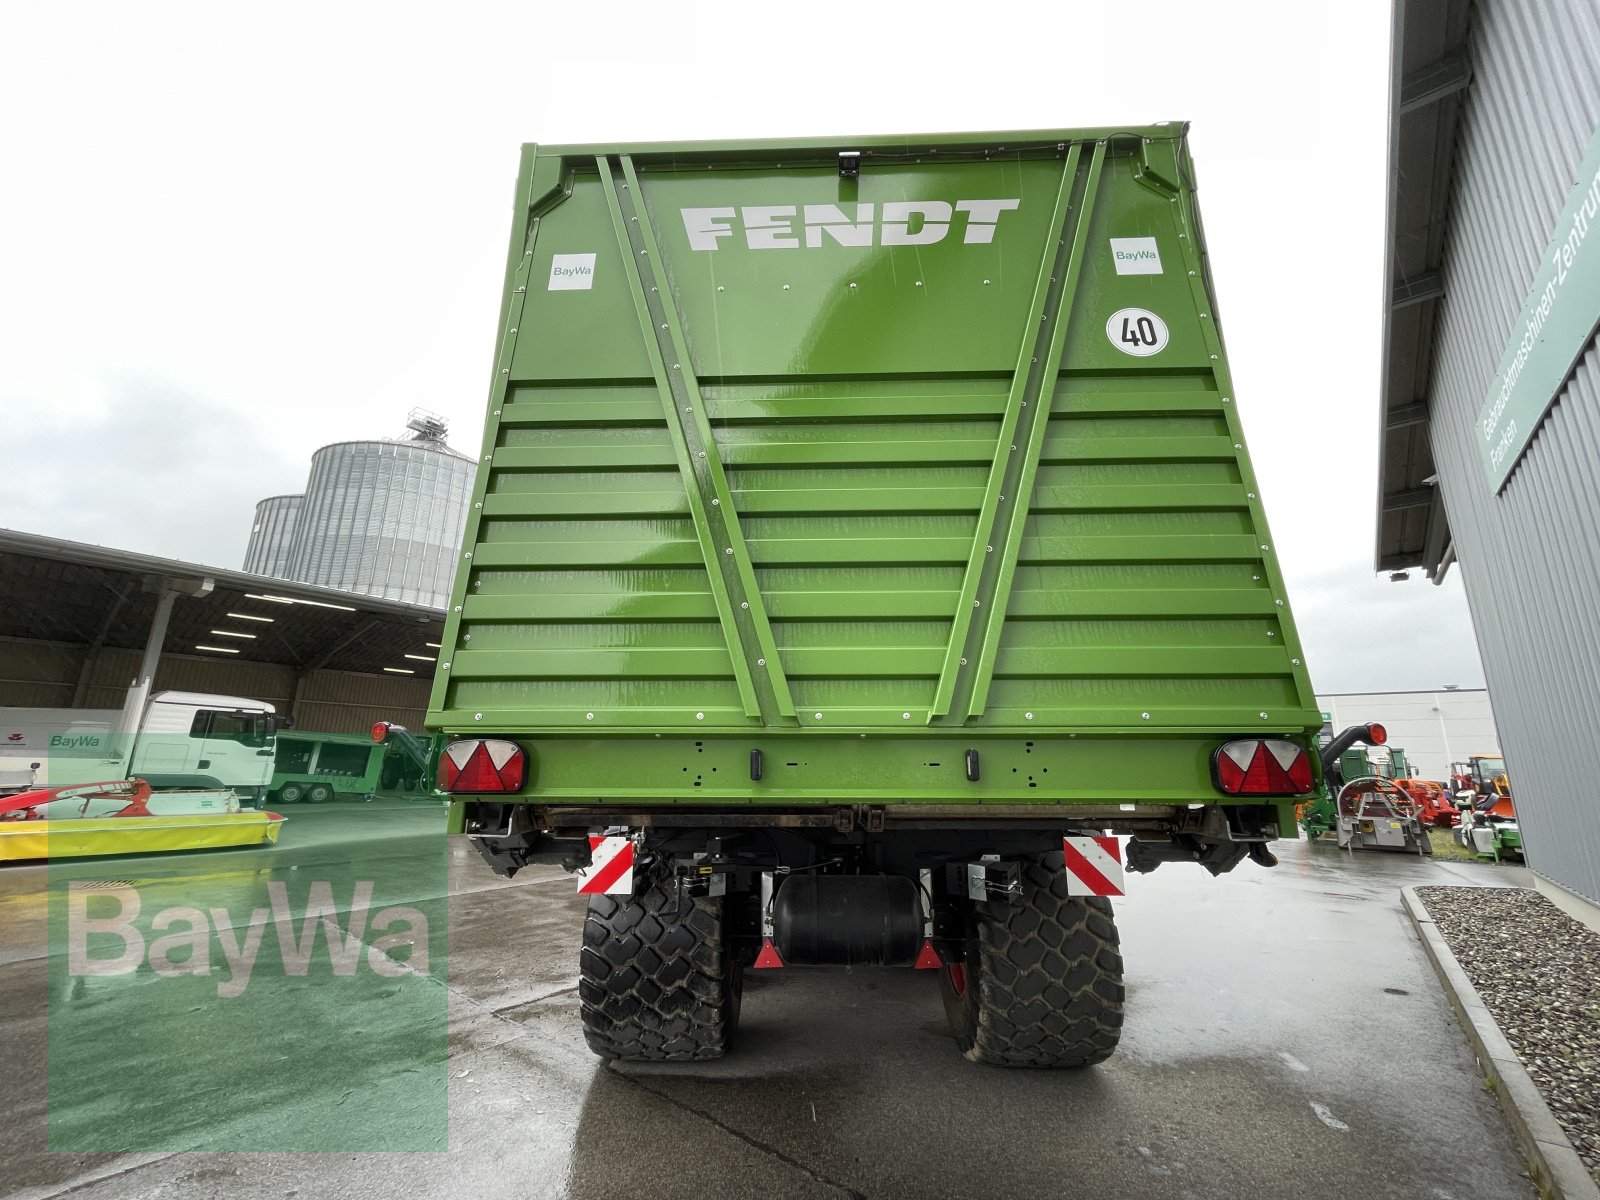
[292,669,432,734]
[243,494,303,577]
[1426,0,1600,902]
[0,641,428,735]
[287,440,474,609]
[0,639,83,706]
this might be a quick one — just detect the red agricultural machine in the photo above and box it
[1391,778,1457,828]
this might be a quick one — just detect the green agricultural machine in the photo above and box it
[1299,729,1404,839]
[268,730,388,804]
[1299,724,1430,855]
[427,127,1325,1068]
[370,722,446,799]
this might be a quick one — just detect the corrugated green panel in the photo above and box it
[720,437,999,467]
[470,540,703,567]
[482,490,689,518]
[453,648,736,679]
[430,128,1322,756]
[464,592,719,621]
[736,486,984,514]
[489,443,679,470]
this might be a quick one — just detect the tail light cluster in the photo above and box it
[438,739,528,793]
[1213,739,1314,796]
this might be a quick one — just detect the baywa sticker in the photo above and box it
[1109,237,1162,275]
[1106,308,1169,357]
[548,253,596,291]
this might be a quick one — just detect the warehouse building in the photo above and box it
[1316,688,1499,783]
[1380,0,1600,909]
[0,528,443,734]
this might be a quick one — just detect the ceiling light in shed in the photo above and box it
[244,592,357,612]
[211,629,257,639]
[404,653,436,662]
[228,612,275,622]
[383,667,416,675]
[195,645,241,654]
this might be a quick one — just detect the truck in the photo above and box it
[0,691,286,806]
[426,127,1324,1068]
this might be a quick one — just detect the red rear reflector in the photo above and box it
[371,721,391,744]
[438,739,527,793]
[1367,723,1388,745]
[1214,739,1314,796]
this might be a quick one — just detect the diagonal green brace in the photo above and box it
[967,142,1108,716]
[928,144,1087,721]
[598,156,796,723]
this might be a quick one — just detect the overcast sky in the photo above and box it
[0,1,1487,694]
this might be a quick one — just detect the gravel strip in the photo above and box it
[1417,885,1600,1186]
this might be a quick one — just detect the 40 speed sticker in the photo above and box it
[1106,307,1169,357]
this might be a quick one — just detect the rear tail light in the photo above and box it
[439,739,528,793]
[371,721,392,744]
[1213,739,1314,795]
[1366,723,1387,745]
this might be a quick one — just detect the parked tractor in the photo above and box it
[1449,754,1521,860]
[1451,755,1512,807]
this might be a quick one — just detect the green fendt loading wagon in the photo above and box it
[428,126,1323,1067]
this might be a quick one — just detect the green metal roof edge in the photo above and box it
[527,124,1189,161]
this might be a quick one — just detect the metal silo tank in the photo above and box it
[243,494,303,578]
[286,436,475,608]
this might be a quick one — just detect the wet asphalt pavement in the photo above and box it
[2,804,1537,1200]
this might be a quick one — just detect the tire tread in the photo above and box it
[579,886,736,1062]
[944,854,1124,1068]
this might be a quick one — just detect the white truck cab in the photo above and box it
[127,692,285,800]
[0,691,287,802]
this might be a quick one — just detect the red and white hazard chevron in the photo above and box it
[1062,836,1126,897]
[576,834,634,895]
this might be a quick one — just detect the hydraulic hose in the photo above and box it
[1319,724,1387,786]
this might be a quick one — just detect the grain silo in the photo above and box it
[283,410,475,608]
[243,494,303,578]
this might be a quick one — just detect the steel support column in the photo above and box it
[116,574,213,742]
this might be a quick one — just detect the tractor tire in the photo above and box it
[579,882,741,1062]
[277,781,305,804]
[306,783,335,805]
[939,853,1124,1068]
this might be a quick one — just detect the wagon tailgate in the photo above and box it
[429,130,1320,736]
